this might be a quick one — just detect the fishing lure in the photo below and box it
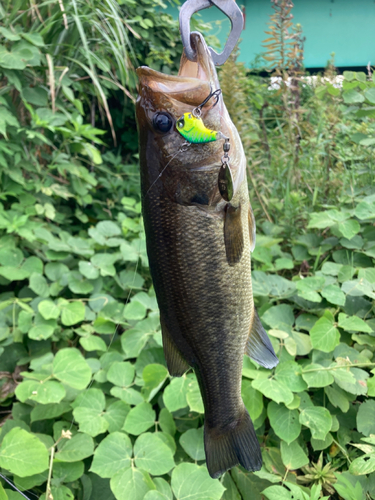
[176,88,234,202]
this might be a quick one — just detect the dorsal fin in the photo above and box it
[246,308,279,369]
[224,203,244,266]
[248,205,256,252]
[160,316,190,377]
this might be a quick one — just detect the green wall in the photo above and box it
[168,0,375,68]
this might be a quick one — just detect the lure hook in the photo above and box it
[192,88,222,117]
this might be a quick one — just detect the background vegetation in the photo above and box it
[0,0,374,499]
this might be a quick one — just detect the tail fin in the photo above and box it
[204,408,262,479]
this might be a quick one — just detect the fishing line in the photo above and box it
[0,472,35,500]
[145,142,191,199]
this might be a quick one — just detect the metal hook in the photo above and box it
[179,0,244,66]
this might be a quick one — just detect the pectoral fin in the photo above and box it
[246,308,279,369]
[248,205,256,252]
[160,316,190,377]
[224,204,244,266]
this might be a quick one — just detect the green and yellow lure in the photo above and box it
[176,112,224,144]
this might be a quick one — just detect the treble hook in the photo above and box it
[179,0,244,66]
[192,88,222,117]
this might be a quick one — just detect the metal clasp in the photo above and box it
[179,0,244,66]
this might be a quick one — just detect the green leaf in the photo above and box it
[80,335,107,352]
[90,432,132,478]
[186,375,204,414]
[107,361,135,387]
[231,467,272,500]
[29,273,49,297]
[179,427,205,461]
[252,378,294,405]
[134,432,175,475]
[262,485,292,500]
[110,467,155,500]
[242,379,263,420]
[96,220,122,237]
[38,300,60,320]
[0,266,29,281]
[60,301,85,326]
[45,262,69,281]
[153,478,173,500]
[144,492,170,500]
[103,401,130,433]
[349,454,375,475]
[280,440,309,470]
[338,313,373,333]
[123,402,155,435]
[31,402,70,422]
[123,301,147,321]
[311,432,333,451]
[15,380,66,404]
[262,304,294,330]
[324,384,350,413]
[171,463,225,500]
[336,219,361,239]
[321,285,346,306]
[53,347,91,390]
[111,387,144,406]
[275,361,307,392]
[142,364,169,402]
[299,406,332,440]
[53,461,85,483]
[159,408,176,436]
[163,377,189,412]
[296,277,324,303]
[72,389,108,437]
[79,261,100,279]
[364,88,375,103]
[357,400,375,436]
[55,433,94,462]
[0,248,23,267]
[28,324,54,340]
[343,90,365,104]
[0,428,48,477]
[355,201,375,220]
[91,253,117,277]
[310,315,340,353]
[267,402,301,444]
[302,364,334,388]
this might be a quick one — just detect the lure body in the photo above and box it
[176,112,221,143]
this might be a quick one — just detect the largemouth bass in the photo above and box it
[136,32,278,479]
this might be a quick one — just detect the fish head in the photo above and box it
[136,32,245,208]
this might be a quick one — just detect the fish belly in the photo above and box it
[143,186,252,422]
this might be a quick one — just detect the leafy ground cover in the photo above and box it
[0,0,375,499]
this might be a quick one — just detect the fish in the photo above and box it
[135,32,278,479]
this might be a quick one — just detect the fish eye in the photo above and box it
[152,112,173,133]
[177,117,185,129]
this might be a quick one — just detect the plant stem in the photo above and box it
[302,362,375,373]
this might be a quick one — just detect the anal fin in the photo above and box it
[224,203,244,266]
[160,316,190,377]
[246,308,279,369]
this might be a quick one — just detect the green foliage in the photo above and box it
[0,0,375,499]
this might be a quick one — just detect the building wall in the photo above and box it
[168,0,375,69]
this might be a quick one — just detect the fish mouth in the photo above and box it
[136,32,218,106]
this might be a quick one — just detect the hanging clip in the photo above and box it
[179,0,244,66]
